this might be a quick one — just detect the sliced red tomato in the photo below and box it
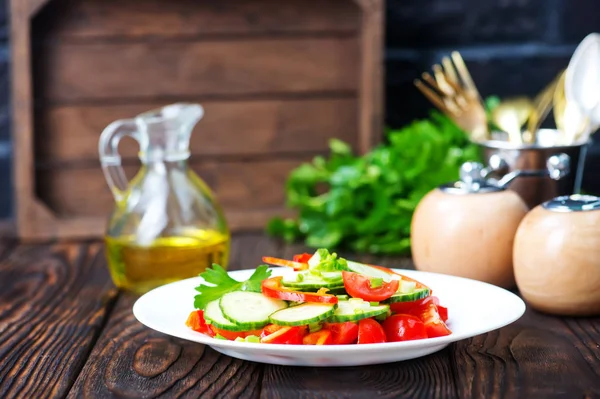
[437,305,448,323]
[262,256,308,271]
[261,325,307,344]
[262,277,338,304]
[342,271,399,302]
[357,318,387,344]
[389,295,438,314]
[370,265,430,291]
[323,322,359,345]
[303,330,333,345]
[210,326,263,341]
[382,314,428,342]
[293,253,313,264]
[185,310,214,336]
[411,302,452,338]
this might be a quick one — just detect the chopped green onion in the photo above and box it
[296,273,305,282]
[245,335,260,343]
[370,277,384,289]
[369,301,379,306]
[234,337,245,342]
[375,310,391,322]
[309,322,323,333]
[336,295,349,301]
[215,334,228,340]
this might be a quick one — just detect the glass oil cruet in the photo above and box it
[99,103,230,294]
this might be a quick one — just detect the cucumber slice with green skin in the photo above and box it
[204,300,247,332]
[327,298,389,323]
[346,261,399,282]
[281,279,343,290]
[384,288,430,304]
[219,291,287,330]
[281,271,342,290]
[269,303,336,326]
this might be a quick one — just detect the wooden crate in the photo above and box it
[11,0,384,241]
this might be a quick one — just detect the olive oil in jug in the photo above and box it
[99,103,230,294]
[105,229,229,294]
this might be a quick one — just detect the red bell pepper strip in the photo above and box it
[262,277,338,304]
[262,256,308,271]
[303,330,333,345]
[293,253,313,263]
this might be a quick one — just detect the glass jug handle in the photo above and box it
[99,119,139,202]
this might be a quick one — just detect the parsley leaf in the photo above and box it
[267,110,484,255]
[193,264,272,310]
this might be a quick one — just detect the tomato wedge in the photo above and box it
[389,295,438,314]
[382,314,427,342]
[293,253,313,264]
[342,271,399,302]
[261,325,307,344]
[437,305,448,323]
[357,318,387,344]
[186,310,214,336]
[262,277,338,304]
[323,322,359,345]
[411,301,452,338]
[303,330,333,345]
[262,256,308,271]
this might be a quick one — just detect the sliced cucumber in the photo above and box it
[346,261,399,282]
[328,298,389,323]
[219,291,287,330]
[281,271,342,290]
[384,288,430,304]
[204,300,246,332]
[269,303,336,326]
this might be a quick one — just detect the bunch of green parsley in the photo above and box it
[267,110,484,255]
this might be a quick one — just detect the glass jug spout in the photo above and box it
[136,102,204,162]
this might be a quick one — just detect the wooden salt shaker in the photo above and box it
[411,154,570,289]
[514,194,600,316]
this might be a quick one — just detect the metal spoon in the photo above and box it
[553,71,591,144]
[491,97,534,144]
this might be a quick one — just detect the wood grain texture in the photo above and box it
[40,0,360,40]
[67,235,272,399]
[0,243,117,399]
[260,348,457,399]
[452,306,600,398]
[67,293,262,399]
[35,98,358,162]
[36,157,313,217]
[36,38,358,102]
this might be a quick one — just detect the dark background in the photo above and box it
[0,0,598,220]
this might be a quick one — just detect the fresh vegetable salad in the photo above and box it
[186,249,451,345]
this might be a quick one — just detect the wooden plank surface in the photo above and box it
[0,242,117,399]
[35,98,358,162]
[452,307,600,398]
[36,157,312,217]
[1,235,600,398]
[41,0,360,40]
[67,234,281,398]
[36,38,358,102]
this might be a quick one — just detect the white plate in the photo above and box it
[133,268,526,367]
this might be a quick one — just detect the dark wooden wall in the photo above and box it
[0,0,599,221]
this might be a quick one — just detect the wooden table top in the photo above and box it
[1,232,599,399]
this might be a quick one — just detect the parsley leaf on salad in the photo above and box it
[193,264,272,310]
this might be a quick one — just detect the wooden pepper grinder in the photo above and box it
[514,194,600,316]
[411,154,570,289]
